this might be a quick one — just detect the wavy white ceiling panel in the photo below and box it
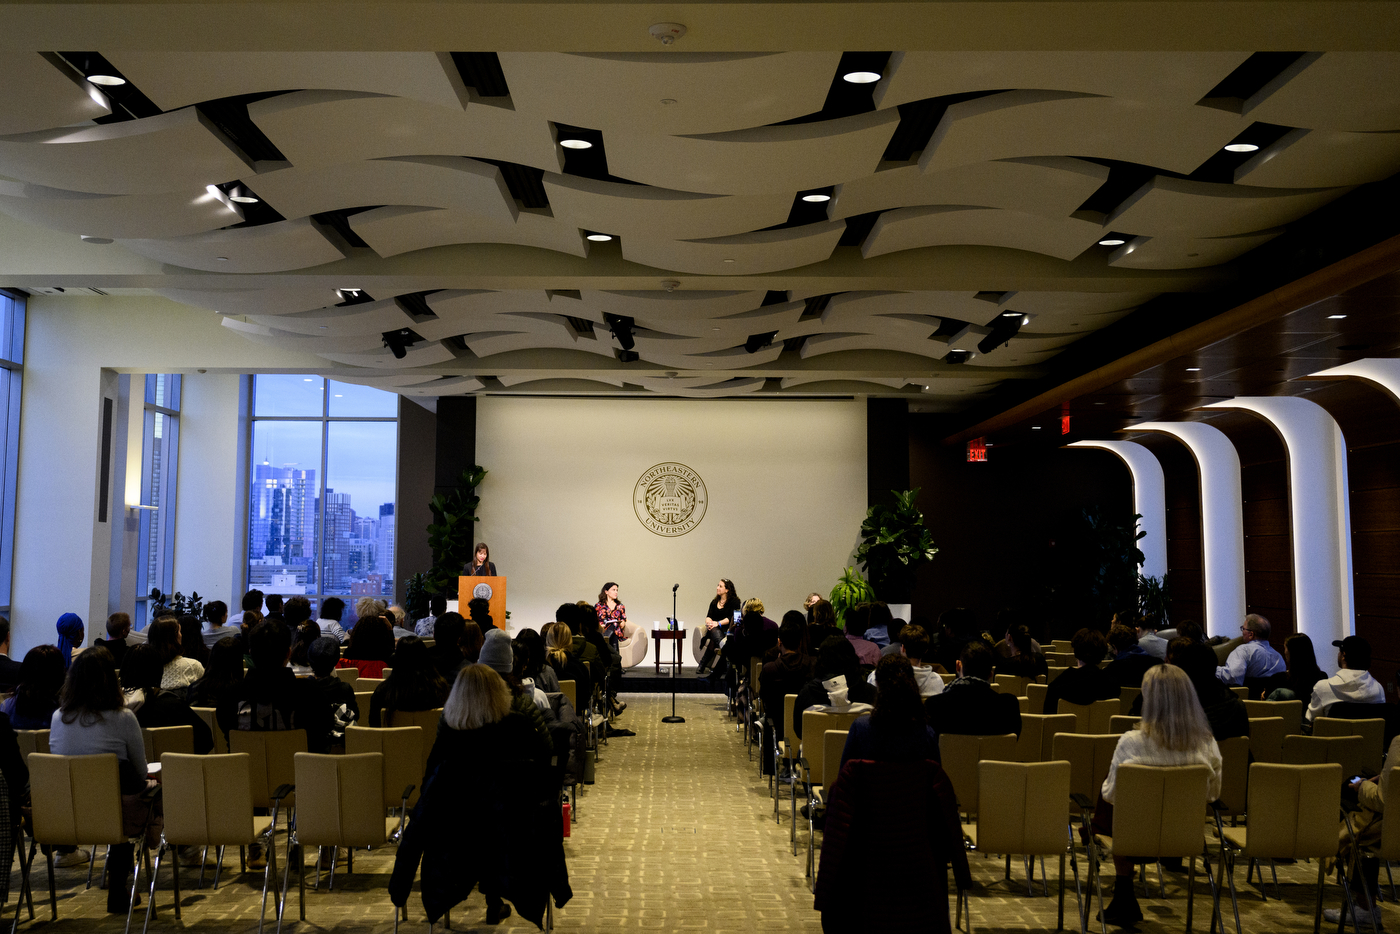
[349,206,588,259]
[1108,176,1350,238]
[966,346,1061,366]
[248,91,562,174]
[1245,53,1400,132]
[995,290,1157,317]
[0,108,251,196]
[780,375,909,390]
[1234,128,1400,188]
[498,52,841,135]
[219,315,383,354]
[634,376,765,397]
[801,329,947,360]
[1108,229,1283,269]
[863,205,1103,261]
[574,290,766,321]
[622,220,844,275]
[251,157,517,222]
[921,90,1245,176]
[316,341,458,369]
[463,321,616,359]
[157,286,343,316]
[831,156,1109,221]
[395,376,486,396]
[621,333,783,367]
[0,182,241,239]
[606,109,899,195]
[875,52,1251,109]
[107,52,469,111]
[117,217,347,273]
[819,290,1009,327]
[0,53,111,135]
[497,374,625,389]
[245,297,415,337]
[542,174,791,241]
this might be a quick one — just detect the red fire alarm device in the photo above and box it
[967,438,987,462]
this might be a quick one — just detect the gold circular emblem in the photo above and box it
[633,462,707,537]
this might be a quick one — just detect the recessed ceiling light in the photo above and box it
[1186,367,1201,372]
[559,139,593,150]
[80,235,113,244]
[586,233,613,242]
[801,194,831,203]
[1098,238,1127,246]
[1031,426,1042,430]
[335,394,343,397]
[303,378,314,382]
[1328,314,1347,320]
[1224,143,1260,153]
[660,98,677,105]
[215,256,229,261]
[711,327,720,331]
[842,71,881,84]
[722,259,736,263]
[229,194,259,204]
[87,74,126,86]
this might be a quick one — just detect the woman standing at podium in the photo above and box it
[465,542,496,577]
[697,579,740,678]
[595,583,626,650]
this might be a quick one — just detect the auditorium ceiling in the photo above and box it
[2,4,1399,405]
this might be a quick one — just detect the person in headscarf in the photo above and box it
[55,613,84,669]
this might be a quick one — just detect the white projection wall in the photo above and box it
[475,396,866,665]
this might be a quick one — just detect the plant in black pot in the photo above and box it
[855,488,938,603]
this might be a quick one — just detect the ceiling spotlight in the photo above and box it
[604,313,636,351]
[87,74,126,86]
[1186,367,1201,372]
[586,233,613,242]
[80,235,113,244]
[1328,314,1348,320]
[945,350,972,365]
[999,310,1020,317]
[560,139,593,150]
[1224,142,1260,153]
[722,258,736,264]
[227,185,259,204]
[215,256,229,261]
[743,331,778,354]
[1098,237,1127,246]
[381,327,419,360]
[801,194,832,203]
[842,71,882,84]
[1031,426,1042,430]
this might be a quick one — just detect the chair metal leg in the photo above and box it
[257,833,276,934]
[1058,851,1067,931]
[172,845,182,920]
[1067,829,1085,934]
[85,846,97,890]
[142,844,165,934]
[1271,858,1282,900]
[1387,861,1397,904]
[328,846,336,891]
[1186,855,1197,932]
[43,848,55,922]
[197,845,208,889]
[213,846,225,890]
[1225,851,1243,934]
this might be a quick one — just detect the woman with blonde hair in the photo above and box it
[544,621,592,702]
[1096,663,1222,926]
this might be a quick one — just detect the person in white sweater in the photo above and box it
[1098,664,1223,927]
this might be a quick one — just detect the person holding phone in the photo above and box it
[697,579,740,677]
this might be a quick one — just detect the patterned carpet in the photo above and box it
[2,694,1385,932]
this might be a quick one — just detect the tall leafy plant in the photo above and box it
[416,465,487,605]
[829,566,876,630]
[1137,573,1171,630]
[855,488,939,602]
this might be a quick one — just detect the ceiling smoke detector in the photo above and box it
[649,22,687,45]
[660,279,681,292]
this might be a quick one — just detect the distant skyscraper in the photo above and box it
[322,490,354,592]
[249,462,317,589]
[376,503,396,585]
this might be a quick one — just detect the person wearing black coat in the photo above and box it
[120,644,215,754]
[793,639,875,739]
[1103,623,1162,690]
[391,665,570,927]
[1043,628,1120,715]
[924,640,1023,737]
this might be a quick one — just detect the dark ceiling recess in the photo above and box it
[449,52,511,98]
[311,207,380,249]
[215,181,285,228]
[1198,51,1308,109]
[801,294,837,319]
[838,211,882,246]
[480,160,549,210]
[974,290,1011,304]
[762,290,790,306]
[395,291,441,320]
[553,124,640,185]
[1076,160,1164,216]
[882,91,1001,162]
[1188,122,1296,183]
[771,188,837,228]
[381,327,423,359]
[197,93,290,164]
[51,52,162,122]
[337,288,375,306]
[977,312,1025,354]
[744,330,778,353]
[782,335,806,352]
[564,316,595,337]
[777,51,892,125]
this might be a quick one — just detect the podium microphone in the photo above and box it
[663,582,685,724]
[672,583,679,592]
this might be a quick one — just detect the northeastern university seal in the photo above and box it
[634,462,707,537]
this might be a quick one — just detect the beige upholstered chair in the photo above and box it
[1051,640,1074,653]
[333,668,358,686]
[802,729,852,885]
[1052,732,1120,811]
[993,673,1033,696]
[617,620,647,669]
[1282,734,1366,778]
[558,679,577,711]
[1046,652,1075,668]
[1027,683,1048,715]
[772,694,798,822]
[1118,688,1141,715]
[353,691,373,723]
[230,730,307,813]
[14,729,49,765]
[784,695,803,849]
[1229,686,1249,699]
[380,668,393,680]
[1058,699,1119,735]
[346,726,422,812]
[146,753,285,934]
[1216,735,1251,820]
[1108,716,1141,735]
[190,707,226,755]
[1013,713,1076,763]
[1313,717,1386,775]
[1242,699,1304,734]
[1215,763,1344,934]
[386,708,443,780]
[28,754,145,927]
[1247,717,1287,763]
[142,726,194,762]
[938,733,1019,818]
[1086,764,1218,933]
[797,710,868,881]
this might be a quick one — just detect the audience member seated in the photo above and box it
[843,604,881,667]
[543,621,591,703]
[878,614,908,658]
[860,602,895,649]
[1,644,65,729]
[55,612,84,670]
[794,639,877,739]
[461,620,485,665]
[229,589,263,630]
[415,593,449,638]
[94,612,133,666]
[868,623,944,696]
[178,615,210,667]
[316,597,349,644]
[338,614,395,679]
[49,647,156,914]
[283,596,314,631]
[931,607,985,674]
[1216,614,1285,686]
[265,594,284,617]
[994,613,1042,660]
[513,628,560,693]
[392,665,562,927]
[476,630,551,746]
[307,637,358,748]
[1132,640,1249,741]
[467,596,497,633]
[289,621,321,676]
[0,704,26,833]
[427,612,467,679]
[1136,617,1169,660]
[925,640,1022,737]
[762,616,817,740]
[805,599,839,655]
[840,655,939,772]
[120,644,214,753]
[574,605,621,717]
[1103,623,1161,690]
[1094,664,1222,927]
[147,616,205,694]
[993,624,1047,681]
[388,604,415,640]
[216,619,331,754]
[1042,628,1118,713]
[1328,734,1400,929]
[1307,635,1385,726]
[1268,633,1327,702]
[370,636,451,727]
[187,636,244,709]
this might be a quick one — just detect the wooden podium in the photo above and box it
[459,575,507,629]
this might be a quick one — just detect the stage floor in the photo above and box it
[618,665,720,694]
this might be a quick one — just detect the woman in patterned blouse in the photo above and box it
[595,582,626,647]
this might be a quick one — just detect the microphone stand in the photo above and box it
[663,584,685,723]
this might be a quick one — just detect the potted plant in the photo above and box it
[420,465,488,603]
[828,566,876,631]
[854,488,939,605]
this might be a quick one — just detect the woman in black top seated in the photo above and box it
[697,579,740,677]
[1042,627,1118,714]
[187,636,244,709]
[121,644,214,753]
[544,621,591,704]
[369,636,451,727]
[793,638,876,739]
[840,654,939,771]
[994,624,1048,680]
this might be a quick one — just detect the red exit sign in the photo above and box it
[967,438,987,462]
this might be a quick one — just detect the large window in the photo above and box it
[134,374,181,627]
[248,376,398,603]
[0,291,22,613]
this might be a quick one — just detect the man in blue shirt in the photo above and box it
[1216,614,1286,685]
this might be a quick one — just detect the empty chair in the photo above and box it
[1027,682,1049,715]
[994,674,1033,696]
[190,707,226,755]
[386,707,443,780]
[1058,698,1119,735]
[345,725,421,812]
[1314,717,1386,775]
[229,730,306,817]
[14,729,49,765]
[991,680,1022,698]
[1242,699,1304,734]
[557,679,576,711]
[1216,736,1251,821]
[1052,732,1121,811]
[333,668,358,686]
[1051,640,1074,654]
[1108,716,1141,735]
[1282,733,1367,778]
[1014,713,1077,763]
[938,732,1019,818]
[141,726,194,762]
[1247,717,1287,763]
[1215,763,1345,934]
